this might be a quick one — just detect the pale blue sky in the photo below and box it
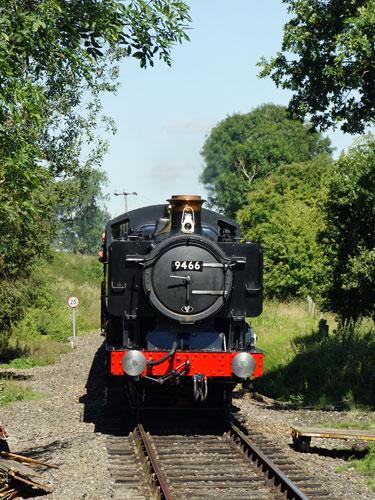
[102,0,355,217]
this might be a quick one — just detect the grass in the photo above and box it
[250,300,375,488]
[313,411,375,488]
[1,252,102,369]
[337,443,375,488]
[0,340,72,369]
[250,300,320,372]
[316,418,375,431]
[338,443,375,489]
[250,300,375,408]
[0,379,43,407]
[0,252,102,404]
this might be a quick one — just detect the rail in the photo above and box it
[230,423,310,500]
[136,423,176,500]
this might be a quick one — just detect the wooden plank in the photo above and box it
[0,452,58,496]
[9,472,54,493]
[0,457,41,477]
[1,452,59,469]
[291,426,375,441]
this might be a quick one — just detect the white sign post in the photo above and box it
[67,296,80,343]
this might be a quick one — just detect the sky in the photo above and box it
[101,0,355,218]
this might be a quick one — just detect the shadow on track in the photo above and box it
[289,443,369,460]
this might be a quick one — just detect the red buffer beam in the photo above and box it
[111,351,263,378]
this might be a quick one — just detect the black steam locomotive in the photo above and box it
[101,195,263,411]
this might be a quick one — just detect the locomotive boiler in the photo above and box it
[101,195,263,411]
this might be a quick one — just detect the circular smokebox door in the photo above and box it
[144,241,232,321]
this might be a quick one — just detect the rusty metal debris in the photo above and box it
[0,451,59,499]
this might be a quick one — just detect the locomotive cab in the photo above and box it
[101,195,263,412]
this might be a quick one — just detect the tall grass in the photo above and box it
[251,301,375,407]
[340,443,375,487]
[1,252,103,368]
[251,301,319,372]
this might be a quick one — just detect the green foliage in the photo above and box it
[255,305,375,407]
[344,443,375,483]
[0,0,190,343]
[319,135,375,322]
[259,0,375,133]
[22,253,102,342]
[0,379,42,407]
[1,340,71,368]
[1,252,102,366]
[200,104,332,217]
[238,157,332,299]
[320,420,374,431]
[0,267,53,357]
[251,300,319,375]
[54,168,110,255]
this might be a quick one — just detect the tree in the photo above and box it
[237,157,332,299]
[0,0,191,264]
[319,135,375,322]
[0,0,191,205]
[54,169,110,255]
[259,0,375,134]
[200,104,331,217]
[0,0,191,349]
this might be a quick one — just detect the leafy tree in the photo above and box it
[54,169,110,255]
[200,104,332,217]
[0,0,191,235]
[319,135,375,322]
[259,0,375,133]
[0,0,191,224]
[237,157,332,299]
[0,0,191,349]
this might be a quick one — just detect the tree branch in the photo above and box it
[236,157,257,187]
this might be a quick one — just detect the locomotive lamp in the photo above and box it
[168,195,205,234]
[181,205,195,233]
[122,351,147,377]
[231,353,256,378]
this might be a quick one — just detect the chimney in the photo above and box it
[167,195,205,235]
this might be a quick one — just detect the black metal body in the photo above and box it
[101,200,263,408]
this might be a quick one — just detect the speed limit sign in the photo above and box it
[68,296,80,308]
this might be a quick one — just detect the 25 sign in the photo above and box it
[67,296,80,308]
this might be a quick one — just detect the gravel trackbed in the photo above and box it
[1,333,374,499]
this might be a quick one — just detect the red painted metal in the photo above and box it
[111,350,263,378]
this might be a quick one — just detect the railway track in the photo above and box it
[101,398,333,500]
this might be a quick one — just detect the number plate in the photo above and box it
[172,260,203,272]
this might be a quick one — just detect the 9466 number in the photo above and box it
[171,260,203,272]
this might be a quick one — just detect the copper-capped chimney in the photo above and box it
[167,195,205,235]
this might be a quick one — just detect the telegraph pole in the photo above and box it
[114,191,137,212]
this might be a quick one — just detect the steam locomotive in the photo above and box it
[101,195,263,412]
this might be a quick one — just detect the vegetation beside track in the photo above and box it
[0,380,43,407]
[1,252,102,368]
[252,300,375,408]
[0,252,102,405]
[3,269,375,411]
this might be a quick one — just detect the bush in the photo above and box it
[256,317,375,406]
[1,252,102,366]
[0,379,42,407]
